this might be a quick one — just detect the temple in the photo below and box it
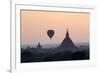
[37,43,42,48]
[58,29,78,50]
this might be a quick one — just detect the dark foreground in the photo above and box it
[21,47,89,63]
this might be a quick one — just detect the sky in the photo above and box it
[21,10,89,45]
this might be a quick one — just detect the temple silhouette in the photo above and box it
[58,29,78,50]
[21,29,89,63]
[37,43,42,49]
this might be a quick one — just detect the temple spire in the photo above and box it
[59,28,77,49]
[66,29,69,37]
[37,43,42,48]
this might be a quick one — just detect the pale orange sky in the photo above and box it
[21,10,89,45]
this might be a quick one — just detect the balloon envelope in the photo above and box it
[47,30,55,39]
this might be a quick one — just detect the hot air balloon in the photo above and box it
[47,30,55,39]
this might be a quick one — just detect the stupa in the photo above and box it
[59,29,78,50]
[37,43,42,48]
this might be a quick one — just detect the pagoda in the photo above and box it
[59,29,78,50]
[37,43,42,48]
